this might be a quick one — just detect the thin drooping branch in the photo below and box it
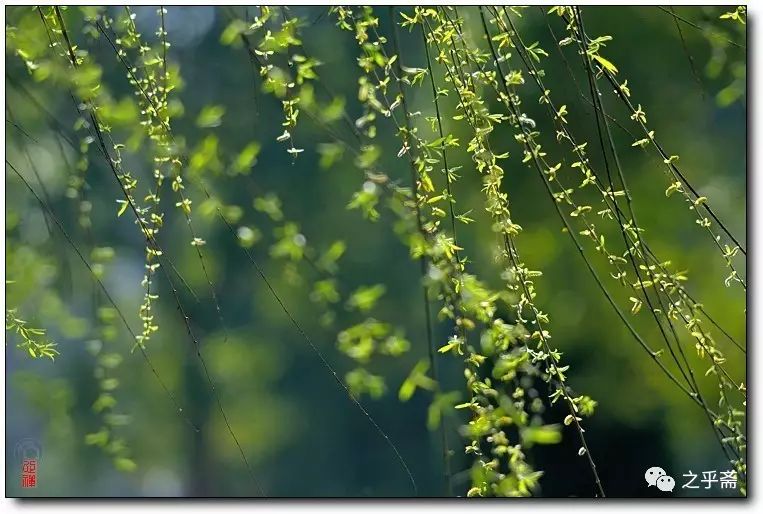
[48,6,266,496]
[7,159,200,435]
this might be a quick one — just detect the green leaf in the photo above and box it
[220,19,247,46]
[521,424,562,446]
[317,143,345,169]
[399,359,435,401]
[592,53,618,74]
[116,199,128,217]
[346,284,385,312]
[196,105,225,128]
[233,142,261,173]
[114,457,137,473]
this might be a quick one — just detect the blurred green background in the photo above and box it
[5,5,746,497]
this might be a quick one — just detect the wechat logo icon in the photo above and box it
[645,466,675,492]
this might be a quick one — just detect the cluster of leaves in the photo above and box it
[6,307,59,360]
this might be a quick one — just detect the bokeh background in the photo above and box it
[5,5,746,497]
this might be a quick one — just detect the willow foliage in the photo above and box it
[5,5,746,497]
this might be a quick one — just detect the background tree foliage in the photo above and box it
[5,5,746,497]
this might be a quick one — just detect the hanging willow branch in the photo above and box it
[5,5,746,498]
